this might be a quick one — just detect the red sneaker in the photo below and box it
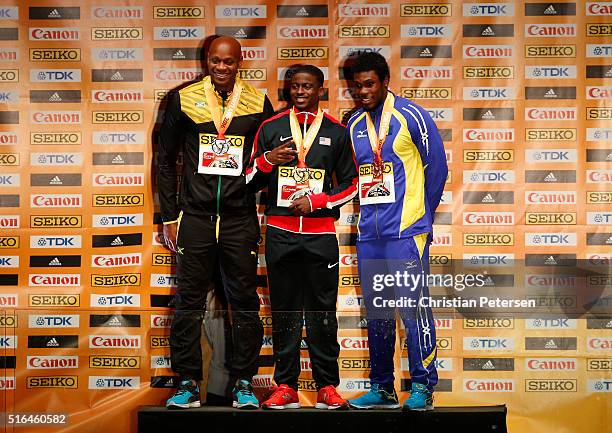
[315,385,349,410]
[261,384,300,410]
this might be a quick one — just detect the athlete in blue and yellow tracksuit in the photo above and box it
[346,52,447,411]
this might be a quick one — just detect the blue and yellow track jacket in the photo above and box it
[347,92,448,241]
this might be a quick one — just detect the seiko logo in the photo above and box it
[92,173,144,186]
[154,7,203,18]
[91,28,142,40]
[526,379,576,392]
[277,25,328,39]
[215,6,267,18]
[463,150,513,162]
[0,236,18,249]
[30,216,81,228]
[26,376,77,389]
[526,213,576,225]
[30,69,81,82]
[526,129,576,141]
[463,234,514,246]
[462,66,513,79]
[464,45,513,58]
[29,48,80,63]
[92,111,143,124]
[587,358,612,371]
[526,45,576,58]
[92,7,143,19]
[401,66,452,80]
[401,88,451,100]
[402,4,451,16]
[0,70,18,82]
[89,355,140,369]
[93,194,143,207]
[525,24,576,37]
[463,318,514,329]
[92,90,143,103]
[154,27,204,40]
[339,25,390,38]
[0,153,18,166]
[588,192,612,203]
[278,47,328,60]
[588,23,612,36]
[29,294,79,307]
[29,27,80,40]
[587,108,612,120]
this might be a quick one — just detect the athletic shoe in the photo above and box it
[403,383,434,411]
[166,379,201,409]
[232,379,259,409]
[261,384,301,410]
[347,383,400,409]
[315,385,349,410]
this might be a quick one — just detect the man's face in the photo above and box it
[290,72,324,113]
[207,39,241,92]
[352,70,389,111]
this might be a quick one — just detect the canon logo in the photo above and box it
[151,315,173,328]
[31,111,80,124]
[588,3,612,15]
[30,28,80,40]
[464,129,514,142]
[0,216,19,228]
[401,66,452,80]
[339,4,390,17]
[525,108,577,120]
[464,379,514,392]
[30,194,81,207]
[27,356,78,369]
[277,25,328,39]
[432,233,452,246]
[463,212,514,225]
[588,170,612,183]
[29,274,80,286]
[92,253,141,268]
[93,173,144,186]
[525,24,576,37]
[526,191,576,204]
[90,336,140,348]
[464,45,513,58]
[92,90,143,103]
[241,47,266,61]
[588,337,612,350]
[92,7,143,19]
[588,86,612,99]
[339,337,369,350]
[155,69,203,81]
[526,358,576,371]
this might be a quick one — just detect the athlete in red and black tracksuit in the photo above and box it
[246,66,358,409]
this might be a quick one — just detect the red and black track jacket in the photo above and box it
[246,109,358,233]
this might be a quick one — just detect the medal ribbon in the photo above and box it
[289,108,324,168]
[364,92,394,181]
[203,77,244,139]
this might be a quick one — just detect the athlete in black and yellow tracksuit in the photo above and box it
[246,107,358,394]
[158,75,274,385]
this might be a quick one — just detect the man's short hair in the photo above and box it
[290,64,324,87]
[351,52,390,83]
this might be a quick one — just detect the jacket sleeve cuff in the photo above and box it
[162,219,178,225]
[257,152,274,173]
[308,193,330,211]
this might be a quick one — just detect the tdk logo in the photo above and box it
[464,337,514,350]
[526,66,574,78]
[92,48,142,61]
[427,108,452,121]
[92,295,137,306]
[0,7,18,19]
[588,44,612,57]
[154,27,203,40]
[30,236,82,248]
[89,376,139,389]
[93,214,143,228]
[31,70,80,82]
[401,25,451,37]
[464,170,515,184]
[216,6,266,18]
[525,233,577,246]
[464,254,514,266]
[0,175,18,186]
[0,256,18,267]
[463,3,514,16]
[29,315,78,328]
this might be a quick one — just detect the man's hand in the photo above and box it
[289,196,312,216]
[266,140,298,165]
[162,222,178,253]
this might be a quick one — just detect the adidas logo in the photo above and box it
[544,339,557,349]
[358,318,368,328]
[47,338,59,347]
[544,172,557,182]
[606,67,612,78]
[481,360,496,370]
[110,71,123,81]
[605,320,612,328]
[481,110,495,120]
[420,47,432,57]
[483,276,495,286]
[543,5,557,15]
[112,154,124,164]
[606,235,612,245]
[49,257,62,266]
[234,28,248,38]
[606,152,612,161]
[48,92,62,102]
[481,26,495,36]
[49,176,63,185]
[481,193,495,203]
[544,256,557,265]
[111,236,123,246]
[296,7,309,16]
[107,316,123,326]
[173,50,185,59]
[48,9,61,18]
[544,88,557,98]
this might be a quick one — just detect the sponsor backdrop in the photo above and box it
[0,1,610,432]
